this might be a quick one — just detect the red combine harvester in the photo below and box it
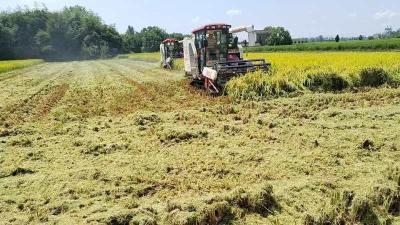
[160,38,183,69]
[182,23,270,93]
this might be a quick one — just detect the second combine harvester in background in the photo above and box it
[160,38,183,69]
[183,23,270,94]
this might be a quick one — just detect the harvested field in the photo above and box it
[0,58,399,225]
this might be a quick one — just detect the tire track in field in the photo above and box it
[48,60,128,118]
[97,60,225,114]
[98,60,161,95]
[0,63,72,109]
[111,60,183,82]
[29,83,70,121]
[95,60,173,113]
[99,60,180,85]
[0,65,73,126]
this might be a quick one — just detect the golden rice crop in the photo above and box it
[227,52,400,99]
[0,59,43,74]
[173,58,184,70]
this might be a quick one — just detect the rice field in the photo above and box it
[247,38,400,52]
[0,56,398,225]
[0,57,399,225]
[0,59,44,74]
[123,52,400,99]
[227,52,400,99]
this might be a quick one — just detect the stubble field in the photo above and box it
[0,58,399,225]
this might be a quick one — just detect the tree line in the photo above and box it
[0,6,297,60]
[293,26,400,44]
[261,27,293,46]
[0,6,184,60]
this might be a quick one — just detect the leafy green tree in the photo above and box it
[395,29,400,38]
[0,22,15,59]
[122,26,142,53]
[47,6,105,59]
[384,27,393,37]
[126,25,135,35]
[169,32,184,41]
[34,30,51,55]
[0,5,188,59]
[264,26,293,46]
[335,34,340,42]
[0,8,49,58]
[99,43,109,59]
[99,25,122,56]
[45,6,121,59]
[140,26,167,52]
[82,31,101,59]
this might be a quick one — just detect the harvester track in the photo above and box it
[0,66,73,126]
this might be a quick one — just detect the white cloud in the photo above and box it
[374,10,398,20]
[226,9,242,16]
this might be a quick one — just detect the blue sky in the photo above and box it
[1,0,399,38]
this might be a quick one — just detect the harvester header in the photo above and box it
[182,23,270,94]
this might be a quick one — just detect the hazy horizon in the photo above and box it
[1,0,399,38]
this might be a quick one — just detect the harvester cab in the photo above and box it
[160,38,183,69]
[182,23,270,93]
